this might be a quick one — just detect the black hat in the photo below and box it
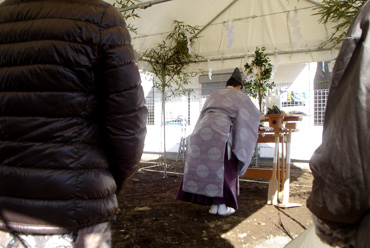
[230,67,243,84]
[226,67,243,88]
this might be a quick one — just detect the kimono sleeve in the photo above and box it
[232,93,260,176]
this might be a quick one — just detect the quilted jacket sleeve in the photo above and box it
[98,6,147,193]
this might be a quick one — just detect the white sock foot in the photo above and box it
[217,204,235,216]
[209,204,218,214]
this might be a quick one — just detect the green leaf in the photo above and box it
[139,20,203,101]
[313,0,366,48]
[242,47,275,112]
[114,0,142,34]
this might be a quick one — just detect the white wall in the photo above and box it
[142,62,324,161]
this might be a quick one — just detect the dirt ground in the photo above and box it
[111,157,314,248]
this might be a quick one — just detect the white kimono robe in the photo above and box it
[182,88,260,198]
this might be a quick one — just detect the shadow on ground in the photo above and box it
[111,159,313,248]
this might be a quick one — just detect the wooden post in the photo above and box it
[267,134,280,205]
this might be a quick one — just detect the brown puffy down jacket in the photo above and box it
[0,0,147,234]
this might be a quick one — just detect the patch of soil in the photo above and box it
[111,159,314,248]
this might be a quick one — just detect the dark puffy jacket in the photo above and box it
[0,0,147,234]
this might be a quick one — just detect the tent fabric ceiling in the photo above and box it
[114,0,340,72]
[0,0,340,72]
[0,0,340,78]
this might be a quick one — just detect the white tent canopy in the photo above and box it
[0,0,341,71]
[116,0,340,73]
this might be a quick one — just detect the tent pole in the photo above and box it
[131,6,318,40]
[119,0,173,12]
[196,47,338,63]
[192,0,239,38]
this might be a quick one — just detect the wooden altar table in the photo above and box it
[241,115,302,208]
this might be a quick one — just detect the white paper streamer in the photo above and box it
[226,20,234,48]
[271,54,279,79]
[207,59,213,80]
[183,29,191,55]
[291,7,302,48]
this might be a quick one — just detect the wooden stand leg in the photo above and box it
[282,135,290,204]
[267,135,279,205]
[278,130,301,208]
[280,136,284,197]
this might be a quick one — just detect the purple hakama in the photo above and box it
[176,150,239,210]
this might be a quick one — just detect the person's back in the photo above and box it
[177,68,261,216]
[0,0,147,243]
[306,1,370,247]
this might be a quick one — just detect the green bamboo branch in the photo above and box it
[313,0,367,48]
[114,0,141,34]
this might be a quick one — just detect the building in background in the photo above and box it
[142,61,333,161]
